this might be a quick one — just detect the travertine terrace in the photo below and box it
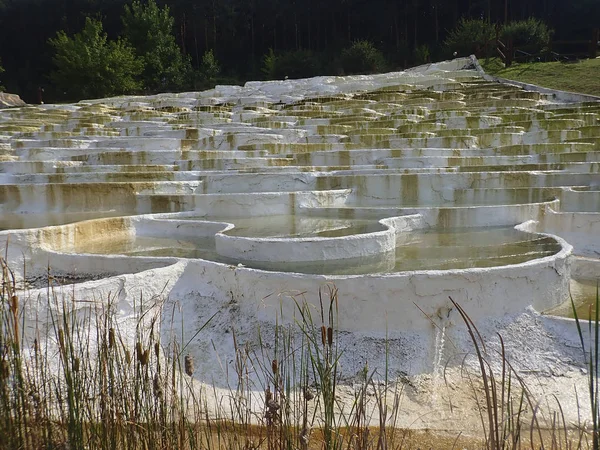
[1,57,599,384]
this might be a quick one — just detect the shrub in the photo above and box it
[197,49,220,88]
[49,18,143,100]
[261,49,323,80]
[122,0,193,92]
[385,40,412,70]
[501,18,552,54]
[414,44,431,65]
[339,40,387,74]
[444,18,496,58]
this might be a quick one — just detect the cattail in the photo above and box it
[10,295,19,346]
[135,342,143,363]
[184,354,194,376]
[0,360,9,379]
[125,349,132,365]
[140,350,149,366]
[271,359,278,376]
[327,327,333,347]
[73,357,80,372]
[153,374,163,398]
[58,328,65,351]
[154,342,160,359]
[303,387,314,401]
[321,325,327,346]
[108,328,115,349]
[10,295,18,316]
[267,398,280,411]
[172,354,177,388]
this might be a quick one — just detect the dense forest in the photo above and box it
[0,0,598,103]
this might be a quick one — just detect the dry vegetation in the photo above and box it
[1,256,598,450]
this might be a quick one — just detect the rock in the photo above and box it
[0,92,26,108]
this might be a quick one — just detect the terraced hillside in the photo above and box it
[0,57,599,387]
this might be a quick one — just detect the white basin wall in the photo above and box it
[0,55,599,372]
[140,239,571,333]
[0,215,572,333]
[535,206,600,257]
[214,223,395,263]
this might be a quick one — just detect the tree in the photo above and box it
[501,18,552,54]
[340,40,387,75]
[198,49,220,86]
[122,0,192,92]
[444,18,496,58]
[0,58,5,92]
[49,17,142,100]
[261,48,323,80]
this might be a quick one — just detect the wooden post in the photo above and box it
[591,28,599,59]
[506,38,513,67]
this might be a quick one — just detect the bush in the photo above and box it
[49,18,143,100]
[0,59,4,92]
[444,18,496,58]
[198,49,220,87]
[385,40,412,70]
[261,49,323,80]
[414,44,431,65]
[122,0,193,92]
[339,40,387,74]
[501,18,552,54]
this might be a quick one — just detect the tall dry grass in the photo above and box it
[0,256,596,449]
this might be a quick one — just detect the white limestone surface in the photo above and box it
[0,56,599,432]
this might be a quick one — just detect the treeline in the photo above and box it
[0,0,598,103]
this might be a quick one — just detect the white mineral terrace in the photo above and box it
[1,57,600,427]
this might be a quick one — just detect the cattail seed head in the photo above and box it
[154,342,160,359]
[303,387,314,401]
[125,349,132,365]
[267,398,280,411]
[141,349,149,366]
[58,328,65,351]
[10,295,18,315]
[327,327,333,347]
[321,326,327,346]
[153,374,163,398]
[108,328,115,349]
[73,357,80,372]
[0,360,9,379]
[135,342,143,363]
[271,359,278,376]
[184,354,194,376]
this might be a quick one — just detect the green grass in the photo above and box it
[481,57,600,97]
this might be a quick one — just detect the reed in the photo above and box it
[572,284,600,450]
[0,256,595,449]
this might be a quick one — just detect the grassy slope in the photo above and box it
[481,57,600,97]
